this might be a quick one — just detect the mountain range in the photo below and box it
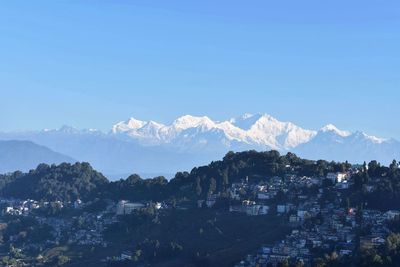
[0,113,399,177]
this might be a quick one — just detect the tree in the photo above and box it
[368,160,380,177]
[390,160,399,178]
[208,177,216,196]
[195,177,202,196]
[278,259,289,267]
[222,168,229,191]
[316,160,328,177]
[0,162,108,202]
[57,255,70,266]
[223,151,235,161]
[314,258,327,267]
[386,233,400,252]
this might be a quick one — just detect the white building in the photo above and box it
[327,172,348,183]
[74,199,83,209]
[116,200,145,215]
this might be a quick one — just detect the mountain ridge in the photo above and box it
[0,113,398,175]
[0,140,76,173]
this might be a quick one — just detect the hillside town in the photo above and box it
[229,171,399,266]
[0,163,399,267]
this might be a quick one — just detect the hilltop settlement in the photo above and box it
[0,150,400,267]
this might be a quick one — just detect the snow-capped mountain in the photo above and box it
[320,124,351,137]
[293,125,399,164]
[0,113,398,176]
[111,113,316,151]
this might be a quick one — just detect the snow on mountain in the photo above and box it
[214,121,248,142]
[293,127,400,164]
[112,118,147,133]
[244,114,316,149]
[171,115,215,130]
[230,113,264,130]
[1,113,398,175]
[109,113,399,166]
[320,124,351,137]
[111,113,316,150]
[358,132,387,144]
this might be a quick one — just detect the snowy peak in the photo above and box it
[111,113,318,150]
[145,120,165,129]
[244,114,316,149]
[1,113,397,175]
[353,131,387,144]
[318,124,388,144]
[248,113,284,133]
[172,115,215,130]
[320,124,351,137]
[363,134,387,144]
[126,118,147,129]
[108,113,394,155]
[31,114,392,153]
[112,117,146,133]
[230,113,265,130]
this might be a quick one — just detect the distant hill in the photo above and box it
[0,128,215,176]
[0,140,75,174]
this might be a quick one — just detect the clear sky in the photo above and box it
[0,1,399,139]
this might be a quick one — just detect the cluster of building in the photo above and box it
[200,172,355,218]
[234,171,399,266]
[2,199,41,216]
[359,209,400,250]
[243,205,358,266]
[1,198,85,216]
[1,196,168,260]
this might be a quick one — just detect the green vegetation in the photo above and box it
[0,150,357,204]
[104,209,289,266]
[0,150,399,266]
[102,150,353,204]
[0,162,108,201]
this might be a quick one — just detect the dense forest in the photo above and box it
[0,162,108,201]
[102,150,356,204]
[0,150,352,203]
[0,150,398,206]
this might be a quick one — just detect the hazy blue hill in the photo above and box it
[0,140,76,173]
[0,130,217,177]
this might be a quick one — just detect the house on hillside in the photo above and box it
[327,172,349,184]
[116,200,145,215]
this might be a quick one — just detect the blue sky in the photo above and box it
[0,1,399,139]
